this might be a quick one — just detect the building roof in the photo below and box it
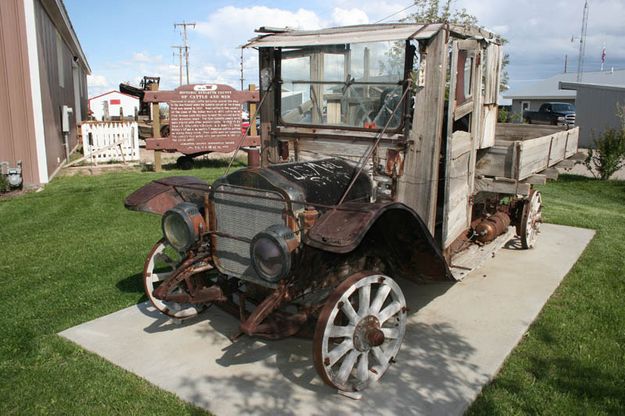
[244,23,499,48]
[560,81,625,93]
[504,69,625,100]
[88,90,140,101]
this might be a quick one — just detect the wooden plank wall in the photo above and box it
[517,127,579,179]
[397,29,448,233]
[442,40,483,249]
[476,125,580,180]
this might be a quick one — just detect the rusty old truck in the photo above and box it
[125,23,579,394]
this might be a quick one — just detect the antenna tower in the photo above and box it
[576,1,589,82]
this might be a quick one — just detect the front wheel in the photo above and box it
[313,272,407,392]
[143,239,204,319]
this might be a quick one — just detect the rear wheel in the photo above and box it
[176,155,194,170]
[519,190,542,249]
[313,271,407,392]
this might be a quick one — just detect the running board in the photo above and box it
[449,227,516,280]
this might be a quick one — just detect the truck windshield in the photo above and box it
[279,41,405,130]
[551,103,575,112]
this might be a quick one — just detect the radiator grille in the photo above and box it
[213,185,286,285]
[565,114,576,124]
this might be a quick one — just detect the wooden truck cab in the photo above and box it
[246,23,578,276]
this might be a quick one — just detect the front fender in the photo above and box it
[124,176,210,215]
[305,202,452,281]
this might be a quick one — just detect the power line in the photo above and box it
[374,2,418,24]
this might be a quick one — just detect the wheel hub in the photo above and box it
[353,315,384,351]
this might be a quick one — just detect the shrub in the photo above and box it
[584,128,625,180]
[498,107,509,123]
[0,173,9,193]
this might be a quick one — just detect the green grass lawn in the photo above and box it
[469,176,625,415]
[0,169,623,415]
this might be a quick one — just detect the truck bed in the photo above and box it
[476,124,579,181]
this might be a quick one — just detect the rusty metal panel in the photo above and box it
[0,0,40,186]
[304,201,452,280]
[124,176,210,215]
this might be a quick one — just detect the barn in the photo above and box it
[0,0,90,187]
[88,90,140,121]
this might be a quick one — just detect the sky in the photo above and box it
[64,0,625,97]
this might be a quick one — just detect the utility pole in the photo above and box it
[576,1,589,82]
[172,46,184,86]
[174,21,196,84]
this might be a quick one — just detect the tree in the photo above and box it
[404,0,477,25]
[403,0,510,92]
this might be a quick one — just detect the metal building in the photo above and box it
[0,0,90,187]
[504,70,625,118]
[559,81,625,148]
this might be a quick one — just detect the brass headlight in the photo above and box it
[250,224,298,282]
[161,202,205,252]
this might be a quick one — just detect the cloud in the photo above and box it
[455,0,625,86]
[87,74,108,87]
[331,7,369,26]
[196,6,323,41]
[132,52,161,63]
[192,6,328,88]
[329,0,412,23]
[84,0,625,98]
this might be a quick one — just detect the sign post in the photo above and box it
[149,82,162,172]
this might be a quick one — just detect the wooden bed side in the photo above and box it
[476,124,579,180]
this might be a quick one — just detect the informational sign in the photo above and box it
[143,84,259,154]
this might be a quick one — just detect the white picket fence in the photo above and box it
[81,121,140,163]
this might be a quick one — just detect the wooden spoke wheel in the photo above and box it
[519,190,542,249]
[313,272,407,392]
[143,239,204,319]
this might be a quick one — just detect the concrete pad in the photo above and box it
[60,224,594,415]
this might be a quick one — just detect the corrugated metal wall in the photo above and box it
[0,0,40,185]
[35,0,86,177]
[574,86,625,148]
